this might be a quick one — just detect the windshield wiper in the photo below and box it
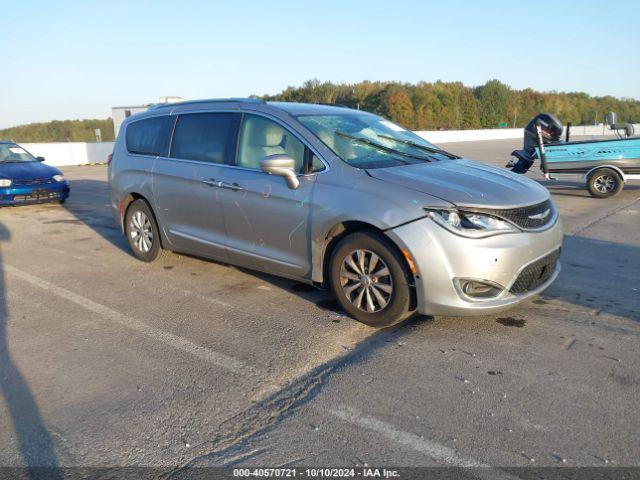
[335,131,431,163]
[376,134,460,159]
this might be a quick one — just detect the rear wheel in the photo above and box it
[330,232,415,328]
[587,168,623,198]
[124,199,167,262]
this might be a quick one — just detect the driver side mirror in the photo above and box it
[36,156,45,162]
[260,154,300,190]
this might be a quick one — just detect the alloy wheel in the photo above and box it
[594,174,616,193]
[129,210,153,253]
[340,249,393,313]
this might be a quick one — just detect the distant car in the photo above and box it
[0,142,70,206]
[109,99,562,327]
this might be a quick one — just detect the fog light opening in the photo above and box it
[455,278,504,300]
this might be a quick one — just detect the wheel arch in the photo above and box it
[585,165,626,183]
[318,220,417,303]
[120,192,166,249]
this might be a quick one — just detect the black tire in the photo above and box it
[124,199,167,262]
[587,168,623,198]
[330,231,415,328]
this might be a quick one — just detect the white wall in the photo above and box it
[18,123,639,166]
[416,124,639,144]
[21,142,115,167]
[416,128,523,143]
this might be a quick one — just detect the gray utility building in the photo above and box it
[112,96,182,137]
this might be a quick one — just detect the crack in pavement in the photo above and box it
[570,196,640,236]
[163,320,424,477]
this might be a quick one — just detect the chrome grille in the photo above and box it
[482,199,555,230]
[510,249,560,294]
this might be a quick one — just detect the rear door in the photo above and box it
[152,111,240,259]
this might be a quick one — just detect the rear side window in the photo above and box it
[170,113,239,164]
[125,116,173,157]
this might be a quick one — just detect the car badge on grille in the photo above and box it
[528,209,550,220]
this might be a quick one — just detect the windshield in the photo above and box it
[0,144,37,163]
[297,113,457,169]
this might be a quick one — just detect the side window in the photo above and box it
[170,113,239,164]
[237,115,306,173]
[125,116,173,157]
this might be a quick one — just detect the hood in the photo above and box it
[366,159,549,209]
[0,161,61,181]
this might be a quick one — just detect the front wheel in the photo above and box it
[587,168,623,198]
[124,199,167,262]
[330,232,415,328]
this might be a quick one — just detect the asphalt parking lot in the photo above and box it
[0,139,638,474]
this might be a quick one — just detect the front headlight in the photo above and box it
[0,179,11,187]
[53,174,65,182]
[426,209,519,238]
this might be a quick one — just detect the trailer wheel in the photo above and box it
[587,168,623,198]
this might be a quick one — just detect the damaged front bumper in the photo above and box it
[385,215,563,316]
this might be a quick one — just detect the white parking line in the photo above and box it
[3,264,249,375]
[330,407,521,480]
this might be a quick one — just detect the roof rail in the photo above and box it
[148,98,265,110]
[317,102,350,108]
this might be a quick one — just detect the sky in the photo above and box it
[1,0,639,129]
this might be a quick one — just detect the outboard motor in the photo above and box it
[509,113,563,174]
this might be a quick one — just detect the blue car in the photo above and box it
[0,141,70,206]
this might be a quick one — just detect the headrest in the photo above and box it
[262,123,284,147]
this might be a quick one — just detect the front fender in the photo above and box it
[308,171,452,283]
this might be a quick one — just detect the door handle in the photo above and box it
[201,178,220,187]
[219,182,245,192]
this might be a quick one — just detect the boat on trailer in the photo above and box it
[508,113,640,198]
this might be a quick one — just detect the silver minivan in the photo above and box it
[109,99,562,327]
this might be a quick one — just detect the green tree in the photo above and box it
[262,79,640,130]
[5,82,640,141]
[473,80,513,128]
[385,86,415,127]
[0,119,115,143]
